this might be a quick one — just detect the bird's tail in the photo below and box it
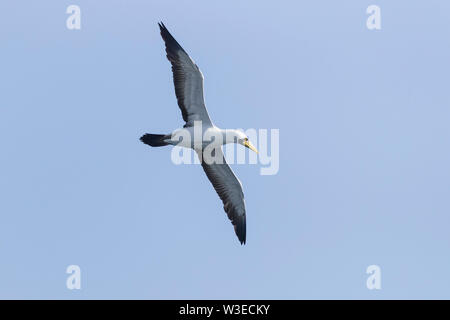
[140,133,170,147]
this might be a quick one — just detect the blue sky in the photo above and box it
[1,0,450,299]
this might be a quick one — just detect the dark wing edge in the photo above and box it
[158,22,211,127]
[198,149,247,245]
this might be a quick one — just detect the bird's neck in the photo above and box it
[222,129,241,144]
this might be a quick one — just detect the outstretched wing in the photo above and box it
[158,22,213,127]
[198,148,246,244]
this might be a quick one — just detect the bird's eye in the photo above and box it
[244,138,248,141]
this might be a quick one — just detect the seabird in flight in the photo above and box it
[140,22,258,245]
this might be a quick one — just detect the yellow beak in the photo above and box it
[244,140,258,153]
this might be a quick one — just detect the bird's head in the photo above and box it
[232,130,258,153]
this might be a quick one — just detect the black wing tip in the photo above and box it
[157,21,185,54]
[158,21,171,38]
[158,21,166,30]
[235,215,247,245]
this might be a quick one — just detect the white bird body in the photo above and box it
[168,126,248,150]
